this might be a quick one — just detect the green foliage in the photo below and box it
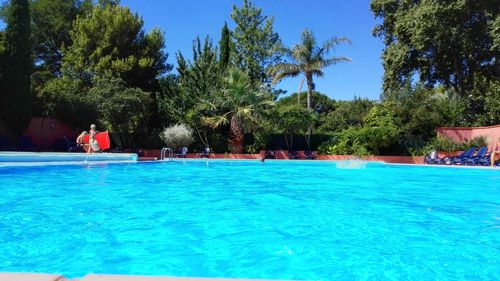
[219,22,231,72]
[173,37,222,146]
[318,97,374,133]
[37,76,96,129]
[63,4,170,91]
[371,0,499,95]
[318,104,401,156]
[1,0,32,134]
[272,103,315,149]
[89,75,151,134]
[270,29,351,109]
[231,0,282,85]
[467,76,500,126]
[201,68,274,152]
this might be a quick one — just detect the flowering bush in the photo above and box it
[159,124,194,149]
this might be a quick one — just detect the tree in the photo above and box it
[0,0,93,82]
[202,68,273,153]
[1,0,32,134]
[272,103,314,150]
[219,22,232,72]
[371,0,499,95]
[62,4,170,91]
[89,74,151,135]
[270,29,351,110]
[231,0,282,85]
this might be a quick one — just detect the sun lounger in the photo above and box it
[452,147,476,165]
[264,149,276,159]
[442,147,475,165]
[0,135,17,151]
[288,150,300,160]
[176,147,188,158]
[17,136,37,151]
[305,150,317,160]
[424,151,443,164]
[465,146,488,166]
[198,147,211,158]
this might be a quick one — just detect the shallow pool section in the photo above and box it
[0,152,137,165]
[0,160,499,280]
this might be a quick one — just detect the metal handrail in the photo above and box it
[160,147,173,161]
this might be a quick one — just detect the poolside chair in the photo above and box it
[264,149,276,159]
[61,136,83,152]
[17,136,37,151]
[288,150,300,160]
[199,147,211,158]
[465,146,488,166]
[305,150,317,160]
[424,151,443,164]
[0,135,17,151]
[446,147,476,165]
[176,147,188,158]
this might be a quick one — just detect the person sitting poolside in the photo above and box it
[76,131,89,152]
[491,142,499,167]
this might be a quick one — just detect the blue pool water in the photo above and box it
[0,160,498,280]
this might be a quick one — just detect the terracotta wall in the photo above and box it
[22,117,78,149]
[437,124,500,146]
[142,149,424,164]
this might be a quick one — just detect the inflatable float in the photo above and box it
[82,131,111,151]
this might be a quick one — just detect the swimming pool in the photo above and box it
[0,160,498,280]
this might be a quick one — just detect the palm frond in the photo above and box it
[269,63,301,85]
[320,37,352,56]
[202,113,230,129]
[322,56,352,68]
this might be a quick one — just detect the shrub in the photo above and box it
[159,124,194,149]
[419,135,489,156]
[467,136,488,148]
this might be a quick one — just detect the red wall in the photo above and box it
[141,149,424,164]
[22,117,79,150]
[437,124,500,147]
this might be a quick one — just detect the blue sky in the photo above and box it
[1,0,385,100]
[120,0,385,101]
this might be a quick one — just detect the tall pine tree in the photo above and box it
[1,0,32,134]
[219,22,231,72]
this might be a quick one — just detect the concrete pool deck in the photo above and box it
[0,273,280,281]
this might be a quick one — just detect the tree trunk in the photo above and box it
[229,115,244,153]
[306,74,313,110]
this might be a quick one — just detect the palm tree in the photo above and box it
[201,68,273,153]
[270,29,351,109]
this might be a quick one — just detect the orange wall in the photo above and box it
[437,124,500,146]
[22,117,78,149]
[142,149,424,164]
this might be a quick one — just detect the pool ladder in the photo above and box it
[160,147,173,161]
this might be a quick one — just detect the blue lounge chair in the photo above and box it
[288,150,300,160]
[17,136,37,151]
[452,147,476,165]
[198,147,211,158]
[465,146,488,166]
[424,151,443,164]
[0,135,17,151]
[176,147,188,158]
[442,148,475,165]
[305,150,317,160]
[265,149,276,159]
